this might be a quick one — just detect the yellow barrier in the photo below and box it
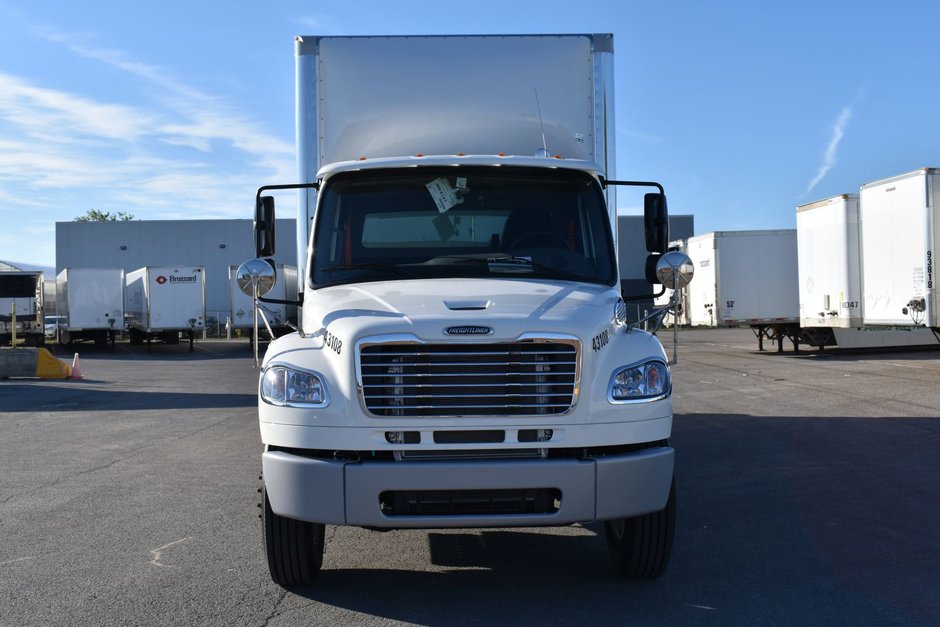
[0,348,73,379]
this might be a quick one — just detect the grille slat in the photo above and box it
[360,341,578,417]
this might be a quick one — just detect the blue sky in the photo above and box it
[1,0,938,268]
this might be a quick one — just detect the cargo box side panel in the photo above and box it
[861,173,929,326]
[931,172,939,326]
[715,232,798,324]
[124,268,149,330]
[147,267,206,331]
[797,197,861,328]
[65,269,125,330]
[687,235,718,326]
[56,270,70,321]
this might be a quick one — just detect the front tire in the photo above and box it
[263,486,325,587]
[604,476,676,579]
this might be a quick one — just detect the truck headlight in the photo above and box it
[608,360,670,403]
[260,365,329,407]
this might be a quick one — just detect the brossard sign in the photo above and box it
[155,275,198,285]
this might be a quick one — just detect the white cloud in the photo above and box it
[805,106,852,195]
[0,72,154,142]
[34,30,295,157]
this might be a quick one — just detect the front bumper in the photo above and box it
[262,446,674,528]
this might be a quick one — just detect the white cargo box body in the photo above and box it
[859,168,939,327]
[229,265,297,329]
[686,230,799,326]
[125,266,206,332]
[56,268,124,330]
[796,195,861,328]
[294,34,616,285]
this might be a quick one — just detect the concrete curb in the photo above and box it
[0,347,72,379]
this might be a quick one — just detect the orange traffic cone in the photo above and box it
[70,353,84,379]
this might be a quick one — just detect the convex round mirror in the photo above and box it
[655,251,694,289]
[236,258,276,296]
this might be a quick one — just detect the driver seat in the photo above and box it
[502,208,556,250]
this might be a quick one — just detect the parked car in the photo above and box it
[44,315,65,340]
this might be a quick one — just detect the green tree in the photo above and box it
[74,209,136,222]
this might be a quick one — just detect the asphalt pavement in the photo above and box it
[1,330,938,626]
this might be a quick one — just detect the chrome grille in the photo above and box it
[359,341,579,416]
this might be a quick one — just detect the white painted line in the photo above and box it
[149,537,191,568]
[0,557,35,566]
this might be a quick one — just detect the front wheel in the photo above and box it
[263,486,325,587]
[604,476,676,579]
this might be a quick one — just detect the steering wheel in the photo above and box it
[510,231,569,250]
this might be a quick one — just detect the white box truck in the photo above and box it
[125,266,206,351]
[797,194,939,350]
[0,271,45,346]
[246,34,694,587]
[859,168,939,329]
[55,268,124,347]
[229,264,297,337]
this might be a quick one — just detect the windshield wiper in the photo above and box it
[320,262,416,278]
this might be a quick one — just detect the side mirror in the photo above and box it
[255,196,276,257]
[655,251,694,290]
[644,193,669,254]
[235,258,277,297]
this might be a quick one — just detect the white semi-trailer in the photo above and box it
[797,193,939,350]
[245,34,693,587]
[125,266,206,351]
[55,268,124,347]
[681,230,800,351]
[860,168,939,330]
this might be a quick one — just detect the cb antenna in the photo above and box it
[535,89,548,156]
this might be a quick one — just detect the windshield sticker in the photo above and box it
[426,177,461,213]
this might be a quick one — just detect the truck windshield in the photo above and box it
[310,167,617,288]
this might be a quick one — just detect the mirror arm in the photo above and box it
[599,178,664,194]
[622,285,666,301]
[256,182,320,203]
[258,295,304,306]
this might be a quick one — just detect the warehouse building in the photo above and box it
[55,219,297,329]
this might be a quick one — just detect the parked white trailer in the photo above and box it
[685,230,798,323]
[229,264,297,335]
[859,168,939,329]
[246,33,695,587]
[0,271,45,346]
[125,266,206,350]
[797,195,862,329]
[797,194,939,350]
[55,268,124,347]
